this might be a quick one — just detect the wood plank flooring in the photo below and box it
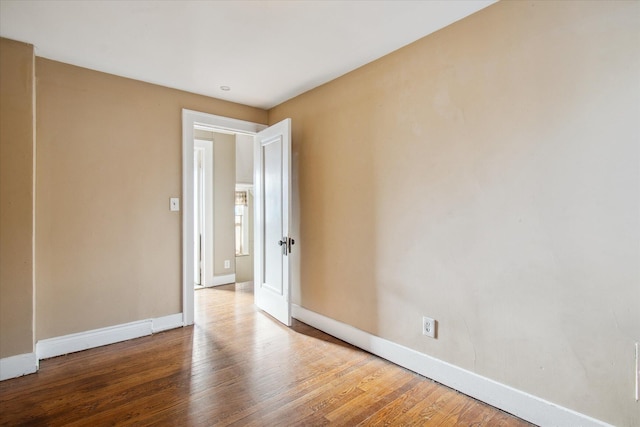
[0,283,535,426]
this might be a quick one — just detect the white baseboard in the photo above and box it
[209,274,236,287]
[0,352,38,381]
[152,313,184,333]
[36,313,183,360]
[292,304,611,427]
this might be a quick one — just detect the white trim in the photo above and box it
[182,109,267,326]
[152,313,184,333]
[182,111,196,326]
[36,314,183,360]
[0,353,38,381]
[187,111,267,136]
[194,139,214,288]
[292,304,612,427]
[635,342,639,402]
[235,183,253,192]
[37,321,150,360]
[210,274,236,287]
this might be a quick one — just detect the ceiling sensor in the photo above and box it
[220,86,231,91]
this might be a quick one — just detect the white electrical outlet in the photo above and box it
[224,260,230,269]
[169,197,180,211]
[422,316,436,338]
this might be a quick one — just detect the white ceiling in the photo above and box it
[0,0,495,109]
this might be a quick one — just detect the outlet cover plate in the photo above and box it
[423,316,436,338]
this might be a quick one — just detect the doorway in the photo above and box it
[234,132,255,284]
[181,110,267,326]
[193,139,213,289]
[182,110,292,327]
[194,144,203,288]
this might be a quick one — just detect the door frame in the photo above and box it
[193,139,213,288]
[181,109,266,325]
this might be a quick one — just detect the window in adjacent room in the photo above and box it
[235,190,249,256]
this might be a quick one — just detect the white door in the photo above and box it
[254,118,292,326]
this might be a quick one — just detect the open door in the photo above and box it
[254,118,293,326]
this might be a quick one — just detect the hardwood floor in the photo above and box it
[0,283,535,426]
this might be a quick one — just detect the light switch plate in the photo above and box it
[170,198,180,211]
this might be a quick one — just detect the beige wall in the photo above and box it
[0,39,35,358]
[212,132,236,276]
[269,1,640,425]
[3,2,638,423]
[35,58,266,339]
[235,134,254,185]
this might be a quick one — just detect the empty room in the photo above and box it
[1,1,638,426]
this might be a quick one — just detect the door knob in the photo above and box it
[278,237,288,255]
[278,237,294,255]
